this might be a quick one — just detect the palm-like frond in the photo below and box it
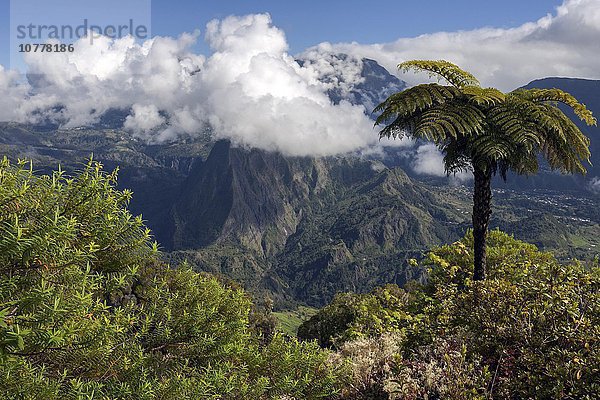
[463,86,505,106]
[378,100,485,143]
[374,83,461,123]
[398,60,480,88]
[487,90,593,175]
[413,102,486,141]
[512,88,597,126]
[376,60,595,177]
[487,101,542,153]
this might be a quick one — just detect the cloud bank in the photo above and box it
[1,14,376,156]
[323,0,600,90]
[0,0,598,177]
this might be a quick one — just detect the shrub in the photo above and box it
[331,333,403,399]
[307,230,599,399]
[423,230,600,399]
[298,285,410,348]
[386,336,490,400]
[0,159,348,399]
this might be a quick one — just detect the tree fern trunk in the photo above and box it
[472,166,492,281]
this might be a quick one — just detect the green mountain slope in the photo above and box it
[1,75,598,307]
[165,140,469,307]
[1,122,598,307]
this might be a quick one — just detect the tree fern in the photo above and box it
[375,60,595,280]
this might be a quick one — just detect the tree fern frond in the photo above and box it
[378,115,411,140]
[538,132,588,174]
[398,60,480,88]
[487,103,541,151]
[463,87,505,106]
[415,103,485,140]
[374,84,461,124]
[539,104,591,159]
[512,88,596,126]
[470,131,515,163]
[378,101,485,144]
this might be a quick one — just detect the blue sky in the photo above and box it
[149,0,563,53]
[1,0,563,67]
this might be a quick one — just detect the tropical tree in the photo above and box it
[374,60,596,280]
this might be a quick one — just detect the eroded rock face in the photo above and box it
[165,139,467,307]
[169,139,381,255]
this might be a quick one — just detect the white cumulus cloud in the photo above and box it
[124,104,165,133]
[412,144,472,181]
[0,14,376,157]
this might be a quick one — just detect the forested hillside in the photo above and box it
[1,66,598,307]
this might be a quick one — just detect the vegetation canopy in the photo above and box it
[0,158,347,399]
[1,156,597,399]
[300,230,600,399]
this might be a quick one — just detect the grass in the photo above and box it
[273,306,319,336]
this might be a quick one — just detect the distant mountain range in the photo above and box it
[1,56,598,307]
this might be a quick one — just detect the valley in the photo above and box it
[2,123,598,308]
[1,58,598,308]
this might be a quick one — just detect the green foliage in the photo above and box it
[421,230,600,399]
[298,285,412,348]
[256,335,350,399]
[307,231,599,399]
[398,60,480,88]
[0,159,348,399]
[0,157,156,397]
[375,59,596,178]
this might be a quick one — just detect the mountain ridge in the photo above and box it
[0,61,598,307]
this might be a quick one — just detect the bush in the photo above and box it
[0,159,348,399]
[386,336,490,400]
[306,230,599,399]
[332,333,490,400]
[423,230,600,399]
[331,333,403,399]
[0,158,156,398]
[298,285,411,348]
